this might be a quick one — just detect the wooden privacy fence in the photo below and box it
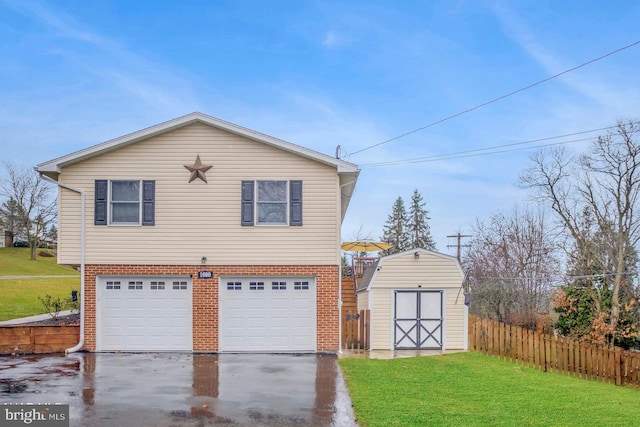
[468,315,640,387]
[343,309,370,350]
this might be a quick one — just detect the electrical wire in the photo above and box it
[363,137,587,166]
[361,122,640,167]
[348,40,640,158]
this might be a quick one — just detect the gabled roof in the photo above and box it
[357,248,464,293]
[356,259,380,291]
[36,112,360,220]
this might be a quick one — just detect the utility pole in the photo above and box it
[447,232,471,262]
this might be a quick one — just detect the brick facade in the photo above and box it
[83,264,339,352]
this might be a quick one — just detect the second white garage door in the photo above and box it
[219,276,316,352]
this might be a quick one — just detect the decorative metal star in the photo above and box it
[184,154,213,183]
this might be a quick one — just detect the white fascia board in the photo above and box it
[36,112,360,176]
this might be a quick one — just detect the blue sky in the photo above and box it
[2,0,640,254]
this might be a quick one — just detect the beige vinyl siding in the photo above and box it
[444,288,467,349]
[57,122,340,265]
[356,291,369,312]
[57,187,82,264]
[370,289,393,350]
[367,251,467,350]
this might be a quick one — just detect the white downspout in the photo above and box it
[338,263,343,354]
[337,179,357,355]
[41,175,85,354]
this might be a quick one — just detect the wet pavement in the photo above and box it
[0,353,357,427]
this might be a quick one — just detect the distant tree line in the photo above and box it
[463,120,640,349]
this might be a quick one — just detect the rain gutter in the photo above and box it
[40,174,85,355]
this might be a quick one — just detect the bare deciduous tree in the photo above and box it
[0,163,57,260]
[463,206,562,327]
[521,120,640,344]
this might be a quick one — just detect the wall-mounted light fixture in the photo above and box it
[201,256,207,264]
[414,251,420,258]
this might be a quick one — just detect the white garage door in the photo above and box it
[219,276,316,352]
[97,276,192,351]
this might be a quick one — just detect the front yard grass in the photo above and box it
[339,351,640,427]
[0,248,80,321]
[0,247,79,276]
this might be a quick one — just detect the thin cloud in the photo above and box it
[2,0,115,48]
[491,2,639,114]
[322,31,346,48]
[2,0,201,113]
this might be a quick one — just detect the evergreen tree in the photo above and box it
[381,196,408,255]
[0,198,21,242]
[407,189,436,251]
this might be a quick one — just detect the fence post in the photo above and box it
[541,331,547,371]
[545,334,552,373]
[365,310,370,349]
[615,348,622,386]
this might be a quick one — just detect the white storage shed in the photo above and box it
[356,248,468,351]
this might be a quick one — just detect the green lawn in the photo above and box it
[0,248,80,321]
[339,352,640,427]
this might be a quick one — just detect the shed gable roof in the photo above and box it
[357,248,464,293]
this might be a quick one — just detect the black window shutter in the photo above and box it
[241,180,254,226]
[94,180,108,225]
[290,180,303,226]
[142,180,155,226]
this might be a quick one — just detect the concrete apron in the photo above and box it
[0,353,358,427]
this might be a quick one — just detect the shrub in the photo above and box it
[38,294,65,321]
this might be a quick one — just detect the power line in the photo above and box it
[363,137,588,167]
[348,40,640,157]
[364,137,583,166]
[361,123,640,167]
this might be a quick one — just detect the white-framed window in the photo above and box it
[128,280,143,290]
[272,281,287,290]
[257,180,287,225]
[95,180,155,226]
[150,281,165,290]
[227,282,242,290]
[294,281,309,290]
[241,180,302,227]
[106,280,121,290]
[172,281,188,290]
[249,281,265,290]
[111,180,141,225]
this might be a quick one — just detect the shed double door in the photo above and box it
[394,290,443,349]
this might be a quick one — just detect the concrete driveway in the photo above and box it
[0,353,357,427]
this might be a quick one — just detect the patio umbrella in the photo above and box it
[341,240,393,252]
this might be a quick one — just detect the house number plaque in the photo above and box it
[198,271,214,279]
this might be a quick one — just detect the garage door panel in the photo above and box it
[219,276,316,352]
[271,317,289,328]
[97,276,192,351]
